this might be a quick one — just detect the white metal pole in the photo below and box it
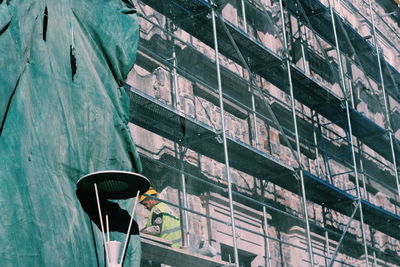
[172,35,180,108]
[240,0,247,32]
[373,251,377,267]
[279,1,315,265]
[263,206,272,267]
[94,183,110,265]
[240,0,259,149]
[328,1,370,265]
[358,144,368,199]
[325,230,330,267]
[106,215,110,242]
[171,23,190,246]
[210,2,240,266]
[312,111,322,178]
[179,148,190,247]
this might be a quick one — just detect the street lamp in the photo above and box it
[77,170,150,267]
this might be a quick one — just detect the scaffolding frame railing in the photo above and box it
[132,136,400,266]
[138,0,400,163]
[126,80,400,266]
[286,0,400,103]
[367,0,400,216]
[134,0,400,265]
[135,151,393,267]
[135,2,400,209]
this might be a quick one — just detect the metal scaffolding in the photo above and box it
[129,0,400,266]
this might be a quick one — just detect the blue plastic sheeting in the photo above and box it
[0,0,142,266]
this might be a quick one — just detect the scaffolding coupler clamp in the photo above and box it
[208,0,219,9]
[339,101,347,110]
[386,128,394,135]
[293,168,302,180]
[215,130,223,144]
[352,200,359,208]
[281,51,291,62]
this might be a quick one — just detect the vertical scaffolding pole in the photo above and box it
[171,33,180,108]
[263,206,272,267]
[358,142,368,200]
[169,23,190,247]
[325,231,330,267]
[367,0,400,201]
[250,75,260,149]
[178,148,190,247]
[298,22,309,75]
[328,1,370,265]
[348,81,355,113]
[240,0,259,149]
[240,0,247,30]
[373,251,377,267]
[318,117,334,183]
[210,3,240,266]
[312,110,322,177]
[279,1,315,266]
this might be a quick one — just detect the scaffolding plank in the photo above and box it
[317,104,386,138]
[303,171,355,212]
[126,86,293,179]
[222,20,283,71]
[141,234,228,267]
[361,200,400,239]
[314,98,400,164]
[348,107,387,138]
[303,172,400,240]
[288,64,339,107]
[140,0,211,19]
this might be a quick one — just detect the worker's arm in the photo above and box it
[141,207,163,235]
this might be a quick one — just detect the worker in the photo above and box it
[139,187,182,248]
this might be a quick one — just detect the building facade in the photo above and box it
[127,0,400,266]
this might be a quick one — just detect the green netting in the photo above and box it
[0,0,142,266]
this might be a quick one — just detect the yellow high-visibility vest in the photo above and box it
[146,202,182,248]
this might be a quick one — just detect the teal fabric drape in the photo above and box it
[0,0,142,266]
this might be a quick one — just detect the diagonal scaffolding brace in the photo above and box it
[328,0,370,264]
[328,201,360,267]
[214,6,302,170]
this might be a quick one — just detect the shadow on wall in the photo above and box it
[76,188,139,235]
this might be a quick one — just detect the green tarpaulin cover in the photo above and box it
[0,0,142,266]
